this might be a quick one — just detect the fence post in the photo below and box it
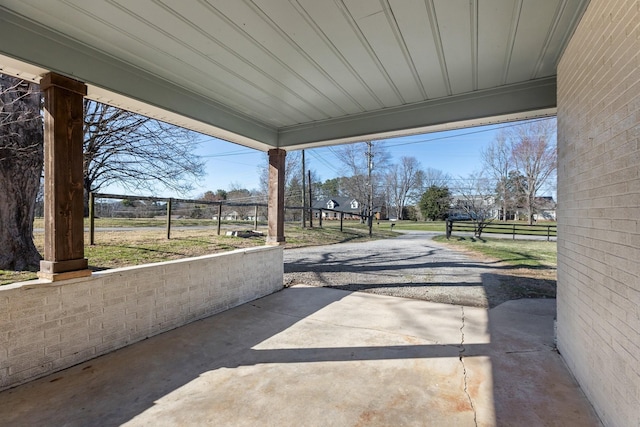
[446,220,452,239]
[254,205,258,231]
[340,211,344,232]
[513,224,516,240]
[166,198,172,240]
[319,209,323,228]
[547,225,551,241]
[89,192,95,245]
[217,203,222,236]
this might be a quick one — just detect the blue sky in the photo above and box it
[104,118,556,198]
[190,121,514,195]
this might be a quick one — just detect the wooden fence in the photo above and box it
[445,220,557,241]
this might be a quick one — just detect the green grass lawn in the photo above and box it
[2,221,397,285]
[32,217,252,229]
[432,234,557,269]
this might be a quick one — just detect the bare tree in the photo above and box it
[385,156,424,220]
[507,119,557,224]
[422,167,452,189]
[335,141,391,215]
[481,130,512,220]
[0,75,43,270]
[452,172,497,238]
[83,101,205,213]
[226,183,254,220]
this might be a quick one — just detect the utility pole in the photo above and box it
[301,150,306,228]
[308,170,313,228]
[366,141,373,237]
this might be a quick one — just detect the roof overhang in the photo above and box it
[0,1,588,151]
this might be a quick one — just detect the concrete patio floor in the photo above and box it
[0,285,599,426]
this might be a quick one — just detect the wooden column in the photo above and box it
[38,73,90,281]
[266,148,286,245]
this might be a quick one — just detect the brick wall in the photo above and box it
[0,245,283,390]
[557,0,640,425]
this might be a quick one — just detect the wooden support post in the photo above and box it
[89,192,95,246]
[319,209,323,228]
[217,203,222,235]
[166,198,172,240]
[267,149,286,245]
[38,73,90,281]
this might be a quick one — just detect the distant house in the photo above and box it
[222,210,241,221]
[533,196,557,221]
[312,197,363,219]
[449,195,499,220]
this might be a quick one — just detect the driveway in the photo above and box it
[284,231,556,308]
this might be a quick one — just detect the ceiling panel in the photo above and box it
[433,0,475,94]
[0,0,590,150]
[506,0,562,83]
[344,0,425,104]
[477,0,518,89]
[251,0,371,114]
[532,0,589,78]
[389,0,449,99]
[297,0,401,108]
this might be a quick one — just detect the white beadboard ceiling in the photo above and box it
[0,0,589,151]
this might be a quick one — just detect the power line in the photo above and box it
[385,117,555,148]
[309,150,341,174]
[200,149,258,158]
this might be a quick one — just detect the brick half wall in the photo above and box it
[0,246,283,390]
[557,0,640,425]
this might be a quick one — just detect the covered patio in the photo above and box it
[0,285,599,426]
[1,0,639,425]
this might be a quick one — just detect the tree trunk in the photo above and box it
[0,76,43,270]
[527,197,535,225]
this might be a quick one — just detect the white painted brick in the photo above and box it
[0,246,282,391]
[557,0,640,425]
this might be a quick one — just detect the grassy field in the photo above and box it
[1,221,396,285]
[32,217,251,229]
[2,219,557,286]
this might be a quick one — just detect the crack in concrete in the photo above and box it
[459,306,478,427]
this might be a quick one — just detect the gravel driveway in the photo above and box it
[284,231,556,308]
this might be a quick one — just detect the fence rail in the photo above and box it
[88,192,370,243]
[446,220,557,241]
[90,192,270,243]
